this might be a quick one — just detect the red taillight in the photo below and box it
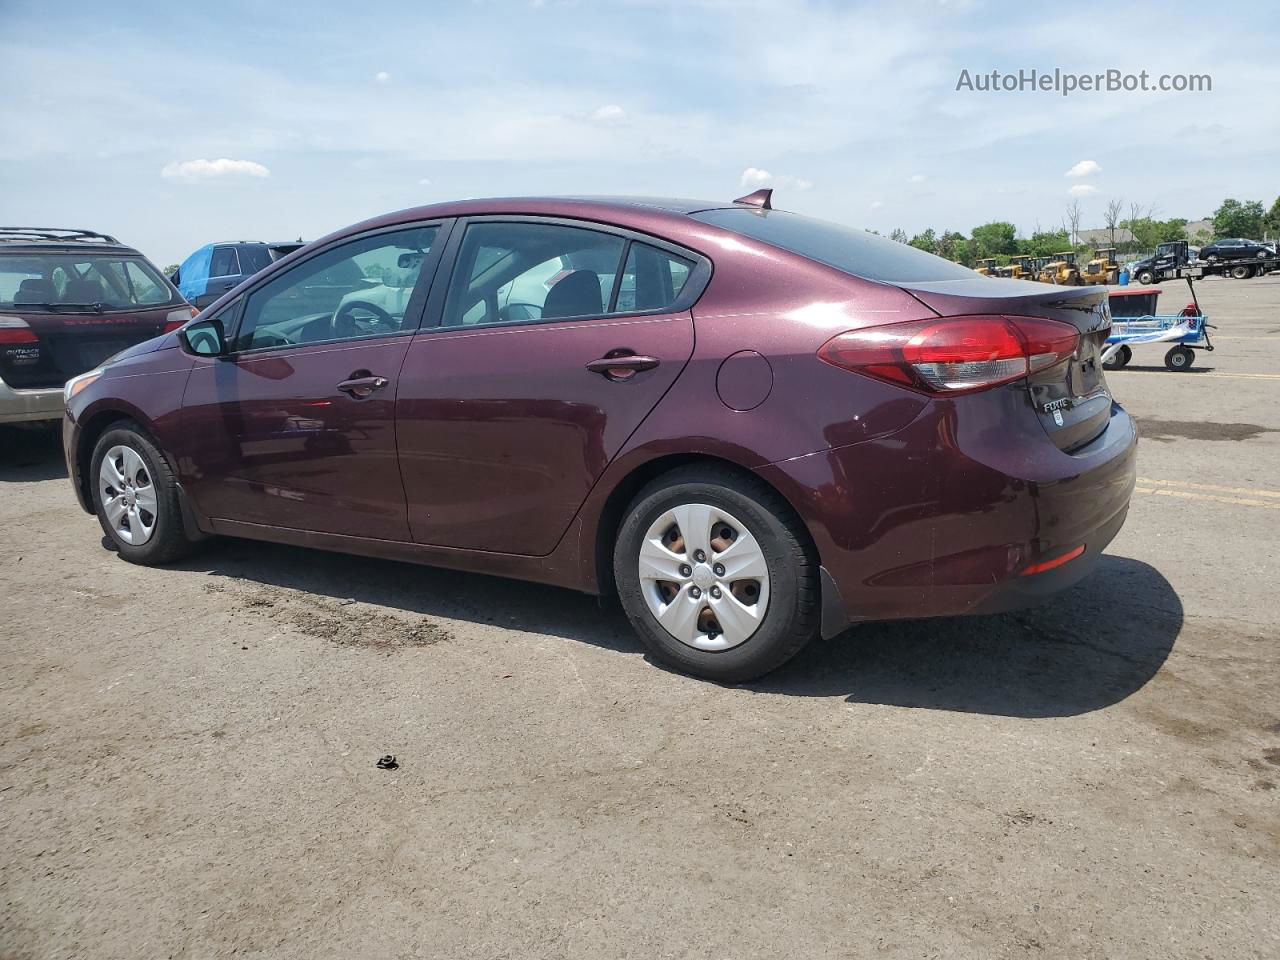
[818,315,1078,394]
[162,306,199,334]
[0,318,38,344]
[1019,544,1086,576]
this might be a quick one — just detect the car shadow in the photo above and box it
[755,555,1180,717]
[0,423,67,481]
[182,539,642,656]
[186,538,1178,718]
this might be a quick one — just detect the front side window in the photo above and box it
[0,253,181,312]
[209,246,241,278]
[442,222,625,328]
[233,225,438,351]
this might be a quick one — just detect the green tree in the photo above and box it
[908,228,937,254]
[1024,229,1070,258]
[1211,198,1265,239]
[935,230,967,263]
[970,221,1018,259]
[1263,196,1280,238]
[889,228,909,244]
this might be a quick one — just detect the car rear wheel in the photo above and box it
[1230,265,1253,279]
[91,422,195,565]
[613,465,819,683]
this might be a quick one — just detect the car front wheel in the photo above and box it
[613,465,820,683]
[91,422,195,565]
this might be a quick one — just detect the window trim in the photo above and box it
[215,218,456,358]
[422,214,711,334]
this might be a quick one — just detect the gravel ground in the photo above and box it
[2,274,1278,959]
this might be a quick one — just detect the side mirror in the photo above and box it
[179,316,227,357]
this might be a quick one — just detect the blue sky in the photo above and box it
[2,0,1276,266]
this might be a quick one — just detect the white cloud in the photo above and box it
[869,200,884,210]
[375,71,391,84]
[739,168,813,191]
[909,173,926,183]
[591,104,624,124]
[417,177,432,186]
[1065,159,1101,178]
[1068,183,1097,197]
[160,158,270,182]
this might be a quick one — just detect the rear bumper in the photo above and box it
[0,377,63,424]
[757,394,1138,630]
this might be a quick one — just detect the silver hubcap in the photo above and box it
[98,445,158,545]
[638,503,770,652]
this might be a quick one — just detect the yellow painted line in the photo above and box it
[1133,486,1280,510]
[1137,477,1280,499]
[1197,372,1280,380]
[1113,370,1280,380]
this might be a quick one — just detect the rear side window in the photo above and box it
[615,243,692,313]
[210,246,240,278]
[690,208,976,283]
[442,222,625,328]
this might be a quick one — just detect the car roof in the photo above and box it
[0,227,140,256]
[329,196,741,250]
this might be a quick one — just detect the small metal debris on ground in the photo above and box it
[376,755,398,770]
[339,598,357,606]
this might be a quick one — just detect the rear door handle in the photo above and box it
[585,354,660,380]
[337,373,389,399]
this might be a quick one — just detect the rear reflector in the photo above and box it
[818,314,1078,394]
[1019,544,1086,576]
[0,317,38,344]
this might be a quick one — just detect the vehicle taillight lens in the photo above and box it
[0,317,38,344]
[817,315,1078,394]
[162,306,199,334]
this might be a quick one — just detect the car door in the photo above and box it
[179,221,450,540]
[395,218,705,555]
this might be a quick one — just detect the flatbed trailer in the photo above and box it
[1128,240,1280,284]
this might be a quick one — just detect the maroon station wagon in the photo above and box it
[63,192,1136,682]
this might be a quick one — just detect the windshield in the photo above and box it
[691,207,977,283]
[0,252,181,312]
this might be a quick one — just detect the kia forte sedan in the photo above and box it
[63,193,1136,682]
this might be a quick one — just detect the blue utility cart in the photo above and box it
[1102,278,1214,372]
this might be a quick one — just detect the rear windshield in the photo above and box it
[690,207,976,283]
[0,252,181,312]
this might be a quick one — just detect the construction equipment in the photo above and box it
[1004,255,1035,280]
[1082,247,1119,285]
[975,257,998,276]
[1038,251,1083,285]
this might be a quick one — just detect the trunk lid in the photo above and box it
[0,306,172,389]
[898,277,1112,451]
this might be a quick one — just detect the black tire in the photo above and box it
[1103,344,1132,370]
[613,465,820,683]
[1164,346,1195,372]
[1136,270,1155,285]
[1230,265,1252,280]
[90,421,195,565]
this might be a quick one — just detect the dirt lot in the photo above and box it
[2,275,1278,960]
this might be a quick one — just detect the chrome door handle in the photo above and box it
[337,374,388,399]
[585,354,660,380]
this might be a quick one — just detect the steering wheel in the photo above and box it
[332,300,398,339]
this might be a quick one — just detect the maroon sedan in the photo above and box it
[63,193,1136,681]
